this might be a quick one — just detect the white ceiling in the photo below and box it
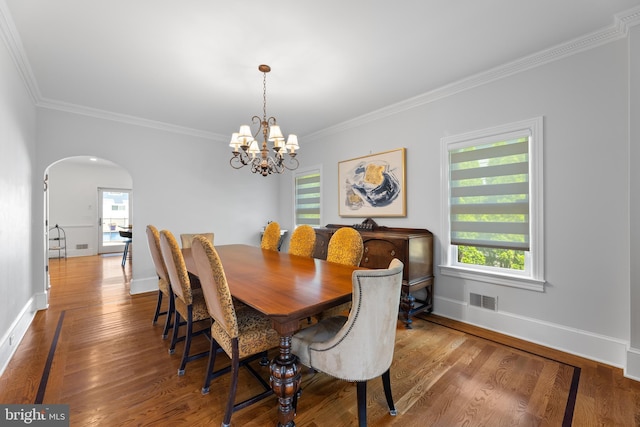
[3,0,640,141]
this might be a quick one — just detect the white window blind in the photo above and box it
[295,170,321,226]
[449,135,529,251]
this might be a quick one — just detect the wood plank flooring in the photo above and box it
[1,254,640,426]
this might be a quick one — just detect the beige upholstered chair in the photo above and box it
[261,221,281,251]
[145,225,175,339]
[319,227,364,318]
[159,230,211,375]
[180,232,214,249]
[191,236,280,427]
[292,259,404,427]
[288,225,316,258]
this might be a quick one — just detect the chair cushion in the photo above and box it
[291,316,347,368]
[174,287,210,322]
[158,277,170,295]
[212,305,279,359]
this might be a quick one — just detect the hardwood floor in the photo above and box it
[1,254,640,426]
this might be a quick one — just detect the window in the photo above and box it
[294,167,321,227]
[440,117,544,291]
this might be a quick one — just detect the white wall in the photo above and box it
[48,160,132,257]
[280,38,634,371]
[0,27,38,374]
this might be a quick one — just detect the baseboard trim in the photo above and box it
[0,297,38,377]
[625,348,640,380]
[433,295,628,372]
[130,276,158,295]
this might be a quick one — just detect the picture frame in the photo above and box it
[338,148,406,217]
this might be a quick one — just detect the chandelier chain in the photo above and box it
[263,71,268,122]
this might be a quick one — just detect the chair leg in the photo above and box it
[381,369,397,416]
[202,337,220,394]
[169,310,181,355]
[222,340,241,427]
[153,290,163,324]
[356,381,367,427]
[162,292,175,339]
[121,241,130,267]
[178,306,194,375]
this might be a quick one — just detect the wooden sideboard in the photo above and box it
[312,219,434,328]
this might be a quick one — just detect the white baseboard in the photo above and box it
[130,276,158,295]
[0,298,38,377]
[433,295,629,371]
[625,348,640,380]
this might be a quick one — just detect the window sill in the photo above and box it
[439,265,545,292]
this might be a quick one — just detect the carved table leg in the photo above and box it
[270,334,301,427]
[401,292,415,329]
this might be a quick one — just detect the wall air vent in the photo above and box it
[76,244,89,250]
[470,293,498,311]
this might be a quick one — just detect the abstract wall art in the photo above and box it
[338,148,406,217]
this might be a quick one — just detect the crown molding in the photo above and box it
[36,97,226,141]
[305,5,640,142]
[0,0,40,103]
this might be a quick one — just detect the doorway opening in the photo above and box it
[98,188,132,254]
[44,156,134,296]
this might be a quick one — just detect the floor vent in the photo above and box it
[76,244,89,249]
[470,293,497,311]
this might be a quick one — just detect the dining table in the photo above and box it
[182,243,362,427]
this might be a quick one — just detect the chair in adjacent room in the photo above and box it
[318,227,364,319]
[180,232,214,248]
[191,235,280,427]
[159,230,211,375]
[260,221,281,251]
[145,225,175,339]
[288,224,316,258]
[291,259,404,427]
[120,228,133,267]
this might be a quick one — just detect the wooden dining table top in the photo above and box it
[182,244,362,331]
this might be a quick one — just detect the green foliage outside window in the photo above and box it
[458,245,525,270]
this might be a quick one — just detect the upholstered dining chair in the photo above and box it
[159,230,211,376]
[180,232,214,249]
[288,224,316,258]
[261,221,281,251]
[191,236,280,427]
[145,225,175,339]
[326,227,364,266]
[318,227,364,319]
[291,259,404,427]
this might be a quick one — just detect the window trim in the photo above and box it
[293,165,323,228]
[440,117,545,292]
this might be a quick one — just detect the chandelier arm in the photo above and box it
[267,156,285,174]
[282,156,300,171]
[230,154,247,169]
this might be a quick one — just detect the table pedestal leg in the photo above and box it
[270,334,301,427]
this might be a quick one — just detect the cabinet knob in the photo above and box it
[390,250,396,256]
[364,257,369,263]
[364,247,369,253]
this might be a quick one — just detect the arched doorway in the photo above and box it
[44,156,133,300]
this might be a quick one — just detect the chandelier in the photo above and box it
[229,64,299,176]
